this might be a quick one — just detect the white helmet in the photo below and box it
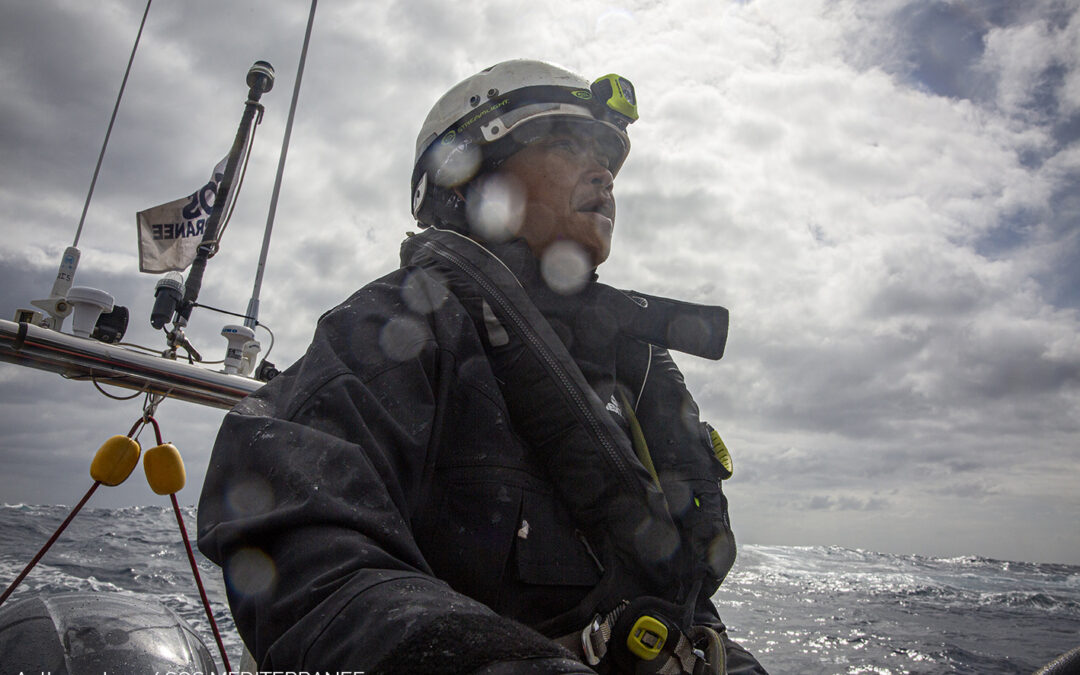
[411,59,639,229]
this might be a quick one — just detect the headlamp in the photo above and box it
[591,74,638,124]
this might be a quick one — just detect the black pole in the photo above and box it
[177,61,275,325]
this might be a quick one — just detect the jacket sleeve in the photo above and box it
[197,280,587,673]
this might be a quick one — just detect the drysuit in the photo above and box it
[197,229,766,674]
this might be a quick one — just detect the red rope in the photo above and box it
[147,415,164,444]
[170,493,233,674]
[0,482,101,607]
[128,413,164,444]
[2,415,233,673]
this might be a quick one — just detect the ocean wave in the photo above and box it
[4,511,1078,674]
[976,590,1080,612]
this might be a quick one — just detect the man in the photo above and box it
[198,59,766,674]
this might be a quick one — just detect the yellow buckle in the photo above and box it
[626,615,668,661]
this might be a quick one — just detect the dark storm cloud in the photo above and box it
[0,3,142,201]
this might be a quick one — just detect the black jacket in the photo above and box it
[197,232,760,673]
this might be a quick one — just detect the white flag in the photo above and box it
[136,157,228,273]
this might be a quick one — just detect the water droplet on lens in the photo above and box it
[225,475,274,517]
[379,315,427,361]
[466,173,524,242]
[541,241,590,294]
[402,268,449,315]
[227,547,277,597]
[427,142,481,187]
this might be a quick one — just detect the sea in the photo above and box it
[1,504,1078,674]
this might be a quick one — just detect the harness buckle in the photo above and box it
[574,601,718,674]
[580,615,606,666]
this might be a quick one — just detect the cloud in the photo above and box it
[803,494,889,511]
[1,0,1078,565]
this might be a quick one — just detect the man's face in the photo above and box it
[495,124,618,268]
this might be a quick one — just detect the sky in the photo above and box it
[0,0,1078,566]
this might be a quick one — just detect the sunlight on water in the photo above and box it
[713,545,1080,674]
[2,508,1078,673]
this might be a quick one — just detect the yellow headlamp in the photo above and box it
[591,73,639,123]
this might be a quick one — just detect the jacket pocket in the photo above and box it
[424,480,522,610]
[514,488,601,587]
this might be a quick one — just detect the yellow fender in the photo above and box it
[144,443,186,495]
[89,435,141,486]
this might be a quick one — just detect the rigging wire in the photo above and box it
[189,301,276,362]
[91,376,146,400]
[257,321,275,362]
[73,0,152,248]
[245,0,319,329]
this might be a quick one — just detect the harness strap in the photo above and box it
[554,605,724,674]
[580,605,622,665]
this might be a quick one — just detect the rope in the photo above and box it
[92,375,146,400]
[0,408,154,606]
[140,409,233,673]
[0,482,101,607]
[169,492,233,674]
[0,402,234,673]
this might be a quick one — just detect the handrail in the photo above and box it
[0,319,261,409]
